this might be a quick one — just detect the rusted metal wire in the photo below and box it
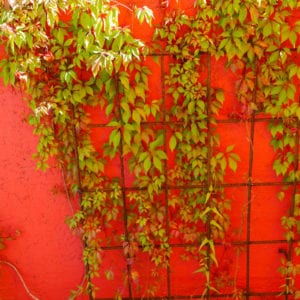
[116,78,133,298]
[80,180,300,195]
[205,53,213,300]
[244,60,257,300]
[88,115,299,128]
[71,104,94,300]
[95,290,289,300]
[160,54,172,299]
[286,115,300,299]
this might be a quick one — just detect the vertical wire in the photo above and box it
[205,53,212,299]
[245,115,255,300]
[161,54,171,298]
[116,77,133,298]
[286,115,300,299]
[245,61,257,300]
[71,104,93,300]
[160,14,171,300]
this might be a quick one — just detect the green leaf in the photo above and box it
[226,145,235,152]
[106,103,114,116]
[218,38,229,51]
[238,6,247,23]
[263,22,272,37]
[295,247,300,256]
[124,130,131,145]
[135,85,145,100]
[104,270,114,281]
[143,156,151,173]
[132,110,141,124]
[169,135,177,151]
[279,88,287,103]
[216,89,224,103]
[285,230,294,241]
[228,157,238,172]
[277,191,285,201]
[119,74,129,90]
[269,51,279,64]
[220,157,227,171]
[149,133,164,150]
[249,6,258,22]
[56,28,65,45]
[281,25,290,43]
[80,12,91,29]
[155,150,167,160]
[138,152,148,163]
[188,101,195,114]
[109,129,121,149]
[289,31,297,47]
[287,85,295,100]
[153,156,162,172]
[134,6,154,26]
[210,220,223,231]
[112,33,124,51]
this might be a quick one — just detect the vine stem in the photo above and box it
[110,0,133,12]
[0,260,40,300]
[60,166,75,215]
[205,52,213,299]
[70,105,93,300]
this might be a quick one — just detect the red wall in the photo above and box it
[0,1,299,299]
[0,86,86,299]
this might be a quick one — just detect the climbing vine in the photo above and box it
[155,0,300,296]
[211,0,300,296]
[0,0,154,297]
[1,0,300,298]
[154,4,239,294]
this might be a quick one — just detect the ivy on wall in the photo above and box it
[0,0,154,297]
[208,0,300,295]
[1,0,300,298]
[154,5,240,295]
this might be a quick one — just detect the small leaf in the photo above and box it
[132,110,141,124]
[134,6,154,26]
[228,157,238,172]
[188,101,195,114]
[104,270,114,281]
[226,145,235,152]
[216,89,224,103]
[143,156,151,173]
[263,22,272,37]
[238,6,247,23]
[153,156,162,172]
[109,129,121,149]
[135,85,145,100]
[155,150,167,160]
[295,247,300,256]
[80,12,91,29]
[210,220,223,231]
[277,191,285,201]
[169,135,177,151]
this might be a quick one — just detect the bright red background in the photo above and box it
[0,1,298,299]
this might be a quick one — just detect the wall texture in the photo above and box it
[0,86,85,299]
[0,0,299,299]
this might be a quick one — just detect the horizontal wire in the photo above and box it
[97,238,299,251]
[95,291,289,300]
[79,180,300,194]
[88,115,298,128]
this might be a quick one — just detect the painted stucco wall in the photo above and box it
[0,1,299,299]
[0,86,85,299]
